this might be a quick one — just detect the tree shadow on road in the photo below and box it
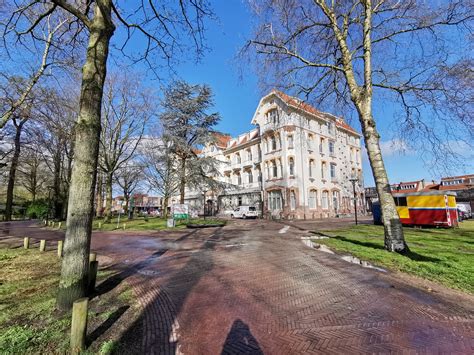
[116,226,228,353]
[331,236,440,262]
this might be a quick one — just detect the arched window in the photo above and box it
[289,157,295,176]
[332,191,339,211]
[322,191,329,209]
[309,159,315,178]
[290,191,296,210]
[309,190,317,209]
[272,160,278,178]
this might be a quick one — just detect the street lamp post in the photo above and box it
[349,178,358,225]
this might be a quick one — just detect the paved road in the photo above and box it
[1,220,473,354]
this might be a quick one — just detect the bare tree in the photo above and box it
[115,163,144,217]
[246,0,473,252]
[0,14,68,129]
[98,74,152,223]
[141,137,179,219]
[160,81,222,204]
[4,114,29,221]
[3,0,214,309]
[17,140,50,202]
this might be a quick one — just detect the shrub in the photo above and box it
[26,200,49,219]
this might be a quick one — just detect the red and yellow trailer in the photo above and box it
[393,191,458,227]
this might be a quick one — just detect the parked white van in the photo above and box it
[230,206,258,219]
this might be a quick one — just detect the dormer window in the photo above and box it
[267,109,279,125]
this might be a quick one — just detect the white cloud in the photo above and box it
[379,139,411,157]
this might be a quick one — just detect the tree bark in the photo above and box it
[103,172,113,223]
[179,158,186,204]
[5,119,26,221]
[53,148,62,219]
[57,2,115,310]
[357,104,407,252]
[95,172,103,217]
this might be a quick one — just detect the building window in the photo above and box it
[332,191,339,211]
[237,174,242,185]
[272,160,278,178]
[319,137,325,154]
[288,134,294,148]
[290,191,296,210]
[330,163,337,180]
[309,189,317,209]
[309,159,315,178]
[268,190,282,210]
[308,133,314,150]
[328,121,334,135]
[271,136,277,151]
[247,149,252,161]
[248,170,253,184]
[289,157,295,176]
[267,109,279,124]
[238,196,242,206]
[258,146,262,160]
[329,141,335,155]
[321,162,326,179]
[322,191,329,209]
[235,153,241,164]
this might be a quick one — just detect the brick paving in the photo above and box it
[1,219,473,354]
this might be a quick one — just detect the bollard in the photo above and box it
[44,220,47,226]
[58,222,62,230]
[98,222,101,229]
[123,223,126,230]
[70,297,88,355]
[88,260,98,294]
[39,240,46,252]
[23,237,30,249]
[57,240,63,257]
[89,252,97,262]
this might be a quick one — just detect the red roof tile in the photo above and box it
[271,90,359,135]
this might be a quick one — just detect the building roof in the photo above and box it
[213,133,232,149]
[441,174,474,180]
[270,90,360,136]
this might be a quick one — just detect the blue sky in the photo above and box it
[163,0,473,186]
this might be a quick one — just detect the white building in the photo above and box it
[185,90,365,219]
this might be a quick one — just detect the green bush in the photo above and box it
[26,200,49,219]
[0,325,34,354]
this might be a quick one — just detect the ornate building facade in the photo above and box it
[186,90,365,219]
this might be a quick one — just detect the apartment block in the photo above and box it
[185,90,365,219]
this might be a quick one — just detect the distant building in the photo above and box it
[365,175,474,212]
[365,179,426,212]
[184,89,365,219]
[110,194,163,214]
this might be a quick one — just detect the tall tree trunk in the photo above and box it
[95,172,103,217]
[163,195,169,219]
[358,106,407,252]
[179,158,186,204]
[53,149,62,219]
[103,172,113,223]
[123,189,129,215]
[5,120,25,221]
[57,2,115,310]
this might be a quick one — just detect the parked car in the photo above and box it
[230,206,258,219]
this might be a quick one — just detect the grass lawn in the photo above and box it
[51,216,226,231]
[0,248,138,354]
[315,220,474,294]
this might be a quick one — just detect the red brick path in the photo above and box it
[1,220,473,354]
